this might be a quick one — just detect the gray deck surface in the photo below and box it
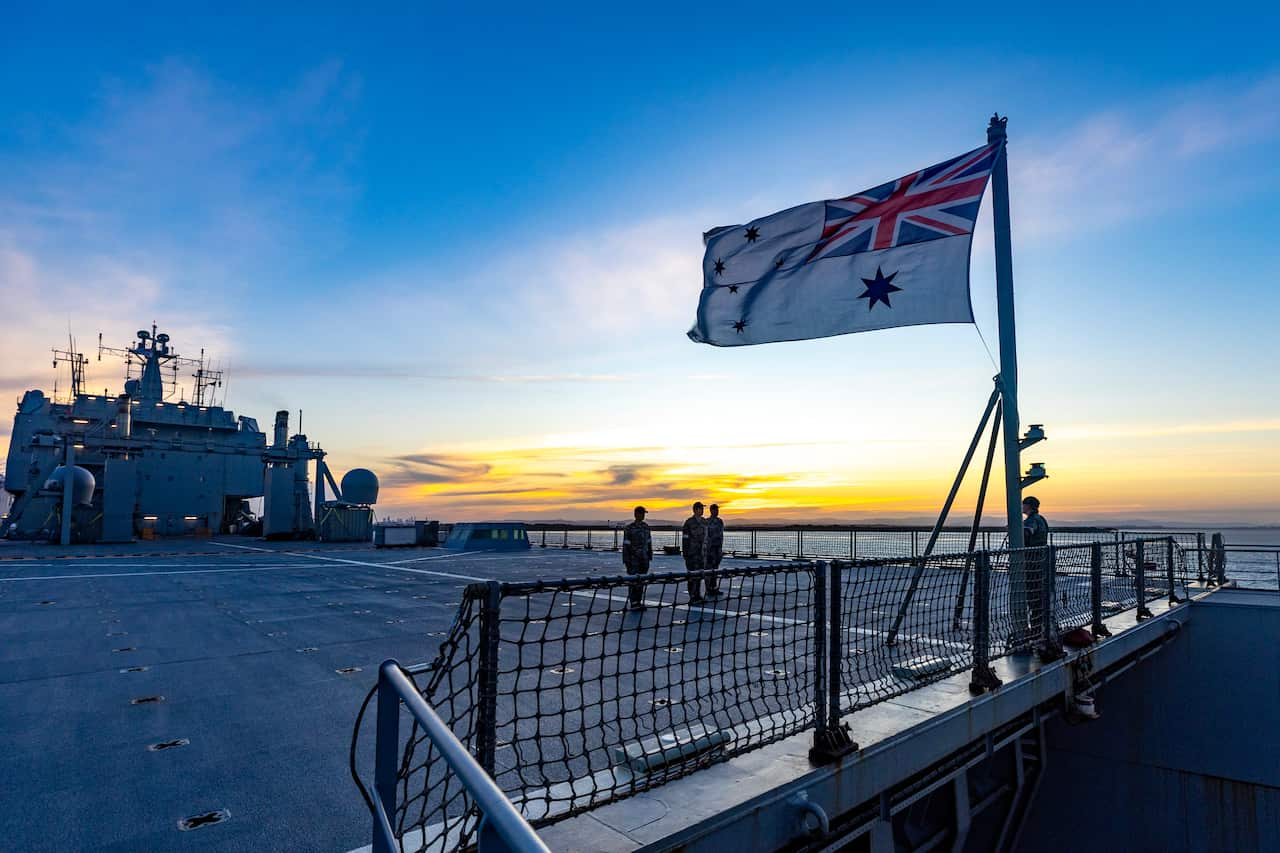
[0,537,660,853]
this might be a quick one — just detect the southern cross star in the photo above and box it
[714,258,726,275]
[858,266,901,310]
[728,284,739,293]
[733,319,747,333]
[744,226,760,243]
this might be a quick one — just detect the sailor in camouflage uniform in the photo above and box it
[681,501,709,603]
[622,505,653,610]
[703,504,724,597]
[1021,495,1053,649]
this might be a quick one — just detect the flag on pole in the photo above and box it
[688,142,1002,346]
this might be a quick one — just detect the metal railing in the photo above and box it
[355,535,1200,852]
[364,661,550,853]
[1187,539,1279,590]
[520,523,1182,561]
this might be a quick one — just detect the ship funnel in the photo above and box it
[273,410,289,447]
[115,394,132,438]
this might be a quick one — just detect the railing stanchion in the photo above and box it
[1135,540,1153,620]
[373,661,401,853]
[1166,537,1180,604]
[477,581,502,774]
[798,529,804,559]
[811,559,856,763]
[969,551,1001,694]
[1212,532,1227,585]
[849,529,854,560]
[1196,532,1206,584]
[750,529,757,558]
[829,560,841,725]
[586,528,592,550]
[811,561,828,744]
[1090,542,1111,638]
[1037,546,1062,661]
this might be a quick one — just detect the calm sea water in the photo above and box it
[536,525,1280,590]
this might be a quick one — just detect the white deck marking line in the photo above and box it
[209,541,276,552]
[213,540,489,580]
[1,562,307,569]
[0,565,317,582]
[290,551,488,582]
[386,551,482,566]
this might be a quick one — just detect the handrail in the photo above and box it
[371,660,551,853]
[360,535,1206,845]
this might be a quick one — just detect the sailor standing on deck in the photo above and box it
[622,506,653,611]
[1022,496,1049,547]
[681,502,709,603]
[704,504,724,597]
[1022,496,1052,642]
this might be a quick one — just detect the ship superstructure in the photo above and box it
[2,326,377,543]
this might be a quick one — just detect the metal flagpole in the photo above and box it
[987,114,1022,552]
[987,113,1030,641]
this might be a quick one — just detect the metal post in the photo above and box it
[1211,532,1226,585]
[373,661,401,853]
[585,528,592,550]
[613,528,619,551]
[987,116,1028,646]
[1090,542,1111,638]
[1166,537,1180,604]
[849,530,855,559]
[812,561,828,739]
[540,529,546,548]
[476,582,502,775]
[969,551,1002,694]
[798,529,804,559]
[829,559,842,725]
[1037,546,1062,661]
[59,442,75,546]
[1135,540,1153,620]
[810,559,856,763]
[750,529,757,559]
[1196,532,1206,583]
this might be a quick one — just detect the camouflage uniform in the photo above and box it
[1022,510,1052,645]
[1023,511,1049,548]
[622,519,653,607]
[682,514,708,600]
[704,515,725,596]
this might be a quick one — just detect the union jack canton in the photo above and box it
[806,142,1001,262]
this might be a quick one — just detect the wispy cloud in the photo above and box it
[378,453,493,488]
[1013,71,1280,240]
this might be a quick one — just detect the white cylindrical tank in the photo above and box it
[340,469,379,506]
[45,465,96,506]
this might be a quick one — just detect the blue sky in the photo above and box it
[3,4,1279,523]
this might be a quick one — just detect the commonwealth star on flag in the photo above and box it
[688,142,1002,347]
